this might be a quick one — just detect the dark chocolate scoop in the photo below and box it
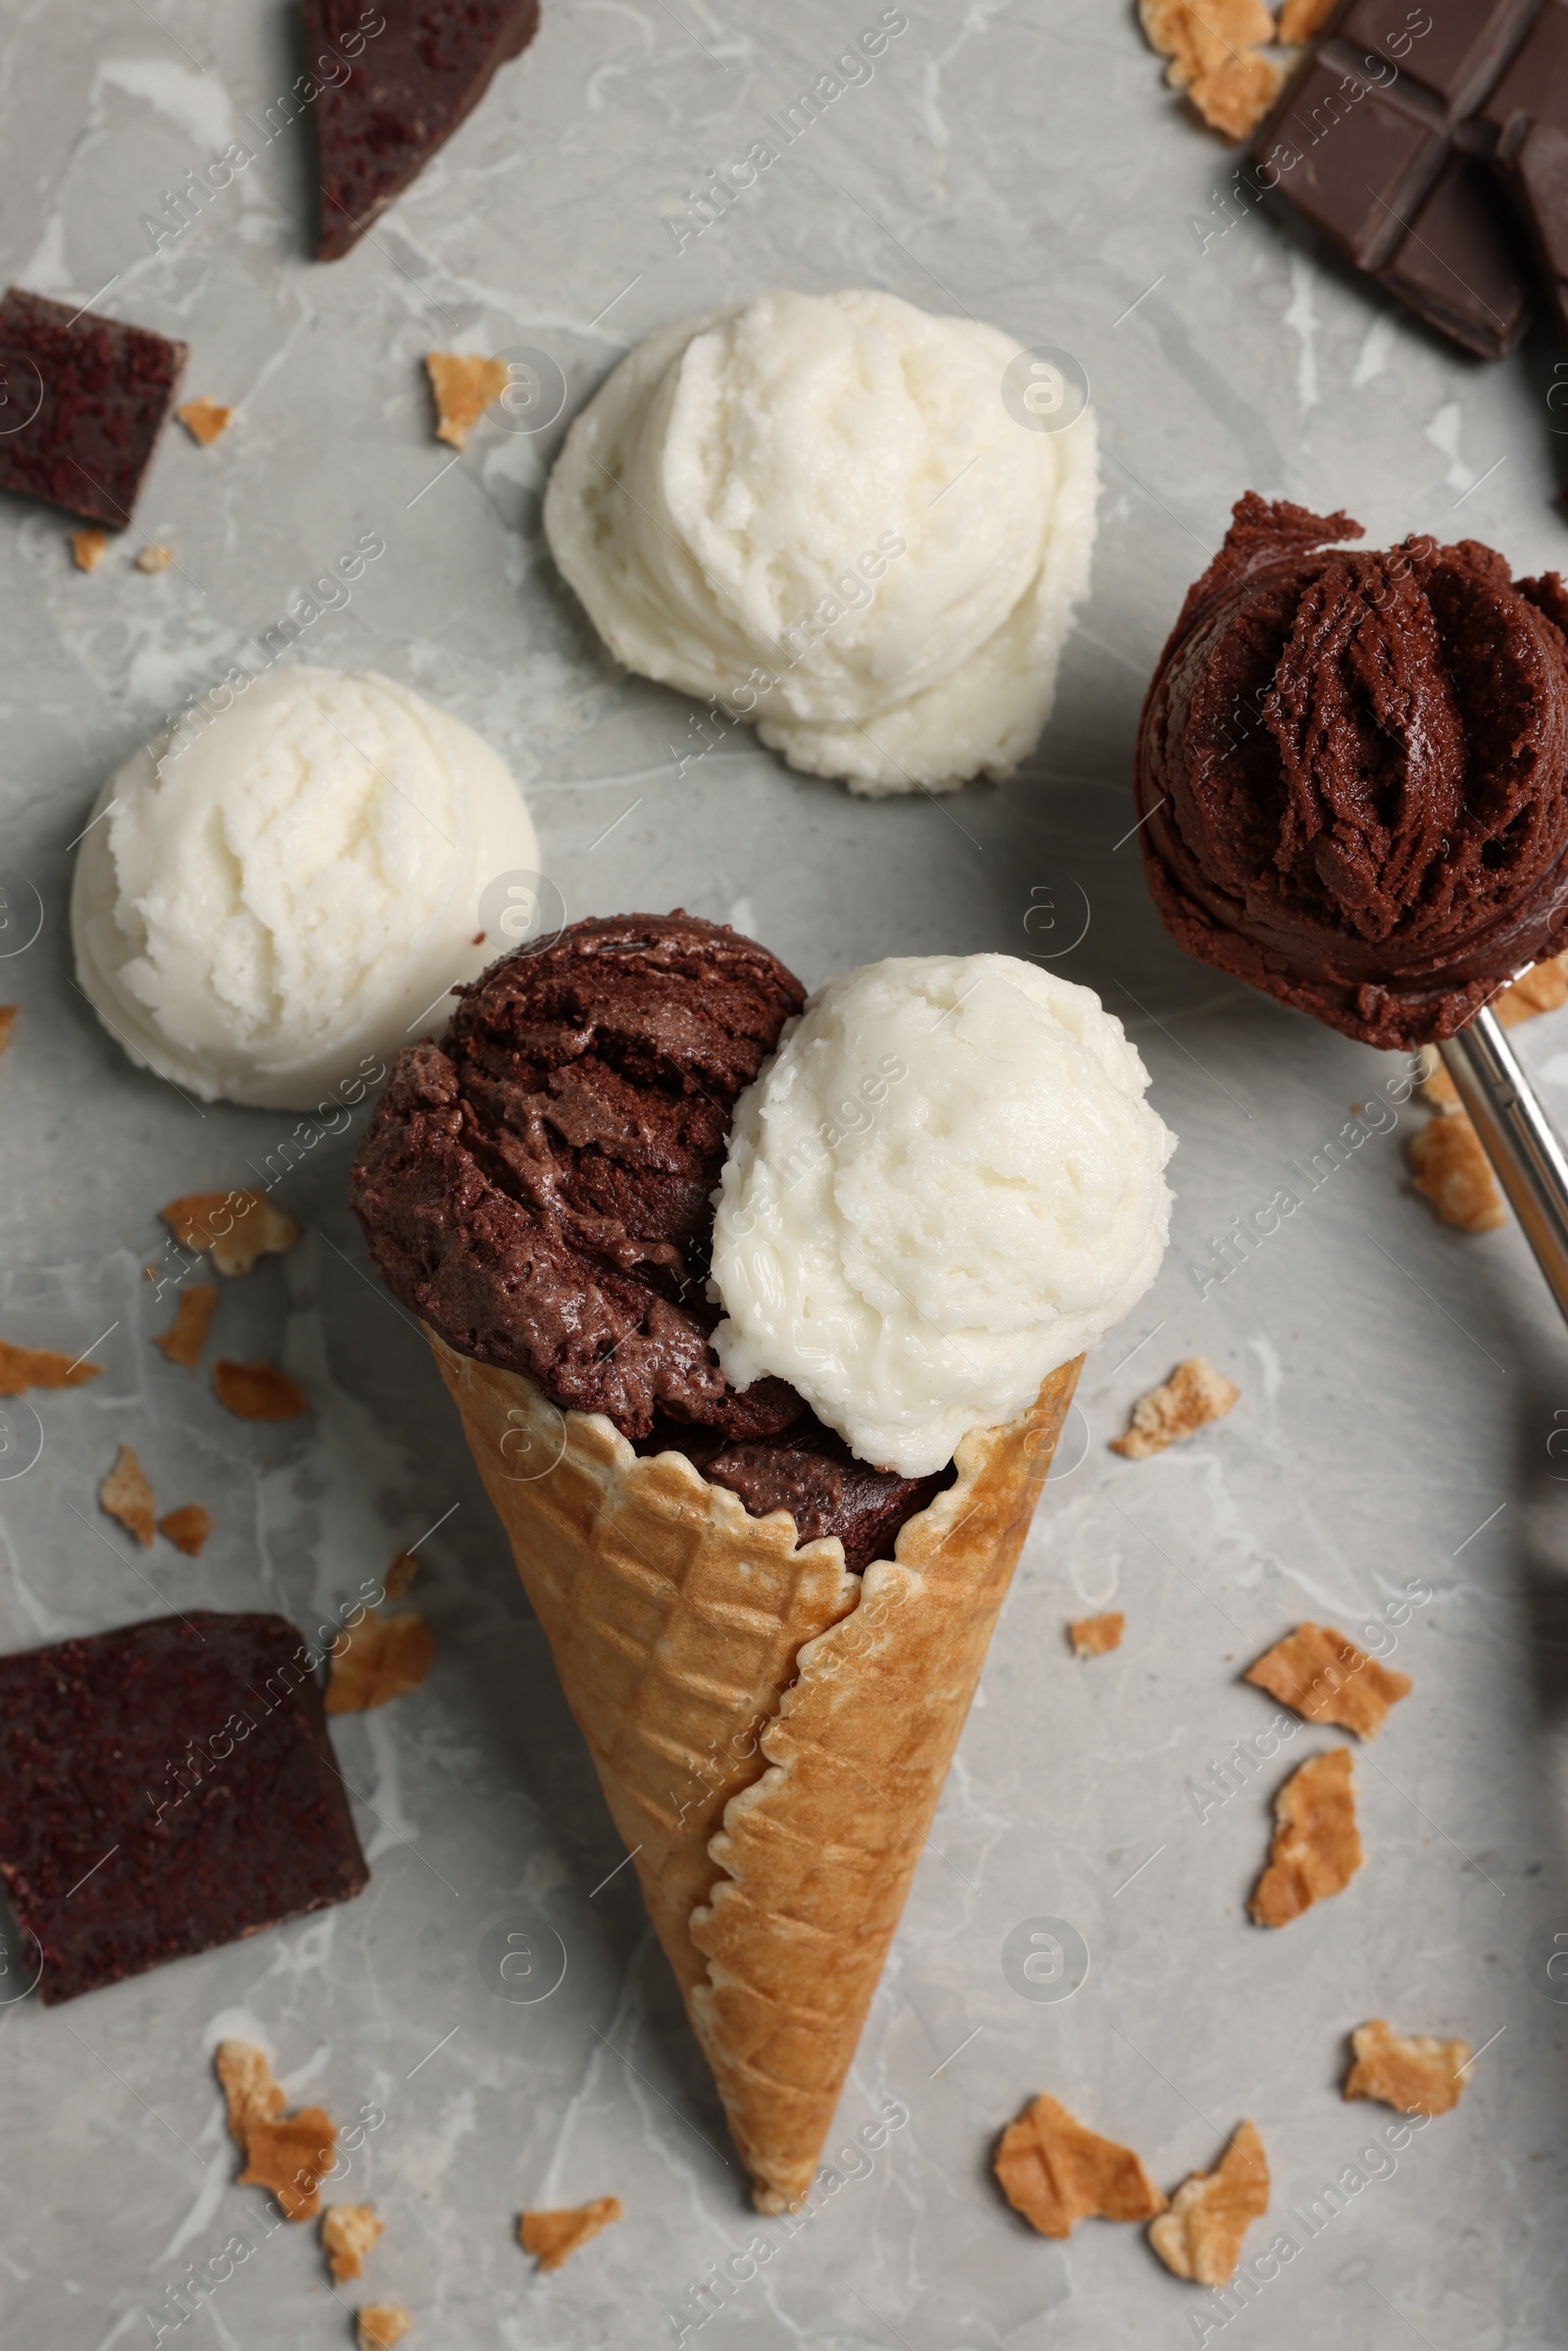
[1133,493,1568,1049]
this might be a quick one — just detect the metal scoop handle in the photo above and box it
[1438,1005,1568,1328]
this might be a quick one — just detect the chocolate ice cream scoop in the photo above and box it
[1134,493,1568,1051]
[349,912,952,1569]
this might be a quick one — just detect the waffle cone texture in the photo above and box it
[429,1331,1080,2211]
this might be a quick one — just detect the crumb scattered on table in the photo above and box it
[1149,2119,1269,2286]
[1245,1622,1410,1739]
[382,1549,419,1600]
[1249,1747,1363,1928]
[357,2305,413,2350]
[325,1611,435,1713]
[71,527,108,571]
[323,2203,384,2283]
[1345,2018,1471,2118]
[100,1444,156,1546]
[993,2093,1165,2239]
[161,1190,299,1277]
[1069,1611,1124,1659]
[153,1283,217,1368]
[214,1359,308,1420]
[0,1340,101,1395]
[1408,1113,1505,1233]
[217,2039,284,2143]
[425,351,509,450]
[1137,0,1285,140]
[1276,0,1334,37]
[518,2196,623,2271]
[134,543,173,573]
[1111,1358,1238,1459]
[0,1005,15,1057]
[158,1504,212,1556]
[176,396,232,446]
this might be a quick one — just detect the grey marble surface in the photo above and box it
[1,3,1567,2346]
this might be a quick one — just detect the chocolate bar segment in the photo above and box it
[1250,2,1538,361]
[0,1612,368,2004]
[1478,1,1568,334]
[0,288,187,526]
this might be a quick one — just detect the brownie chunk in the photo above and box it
[0,1613,368,2004]
[0,288,187,526]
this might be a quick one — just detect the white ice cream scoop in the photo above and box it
[71,665,539,1110]
[543,289,1100,796]
[710,953,1175,1476]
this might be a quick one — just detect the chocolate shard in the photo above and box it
[306,0,542,263]
[0,1612,368,2004]
[1476,0,1568,339]
[0,287,187,527]
[1250,1,1538,362]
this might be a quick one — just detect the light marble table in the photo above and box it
[1,3,1565,2346]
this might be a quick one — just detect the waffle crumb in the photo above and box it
[1139,0,1272,87]
[322,2203,384,2283]
[0,1005,14,1056]
[216,2039,285,2143]
[382,1550,419,1600]
[161,1191,299,1277]
[518,2196,623,2271]
[158,1504,212,1556]
[176,397,232,446]
[1497,951,1568,1026]
[425,351,509,450]
[1249,1747,1363,1928]
[1111,1358,1239,1458]
[153,1284,217,1368]
[325,1611,435,1714]
[0,1340,102,1395]
[1276,0,1335,37]
[1189,50,1286,137]
[1408,1113,1505,1233]
[1415,1046,1460,1113]
[1069,1611,1124,1658]
[71,526,110,570]
[1244,1623,1411,1739]
[357,2306,413,2349]
[1345,2019,1471,2118]
[213,1360,309,1420]
[134,543,173,573]
[100,1444,156,1546]
[1149,2120,1270,2286]
[994,2092,1166,2239]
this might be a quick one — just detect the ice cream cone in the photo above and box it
[429,1328,1080,2212]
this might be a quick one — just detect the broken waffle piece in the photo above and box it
[152,1283,217,1368]
[425,351,509,450]
[322,2203,384,2284]
[1275,0,1334,38]
[1244,1623,1411,1740]
[216,2039,285,2144]
[1069,1611,1124,1659]
[357,2310,413,2351]
[1344,2019,1471,2118]
[0,1005,14,1056]
[1111,1357,1239,1459]
[214,1360,308,1421]
[0,1340,101,1395]
[1249,1747,1363,1928]
[175,397,232,447]
[71,528,108,572]
[240,2106,338,2222]
[161,1191,299,1277]
[1415,1047,1460,1113]
[993,2092,1166,2239]
[134,543,172,574]
[1408,1114,1505,1234]
[325,1611,435,1714]
[1190,52,1286,140]
[518,2196,623,2272]
[158,1504,212,1556]
[1139,0,1272,88]
[1149,2120,1269,2286]
[1497,951,1568,1027]
[381,1550,419,1601]
[100,1445,156,1547]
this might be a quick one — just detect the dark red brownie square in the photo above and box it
[0,287,187,527]
[0,1612,368,2004]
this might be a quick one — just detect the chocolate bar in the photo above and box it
[0,1613,368,2004]
[1250,0,1538,361]
[0,287,187,526]
[307,0,541,262]
[1475,2,1568,338]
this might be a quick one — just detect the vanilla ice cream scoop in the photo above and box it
[72,666,540,1110]
[543,290,1099,796]
[710,955,1174,1476]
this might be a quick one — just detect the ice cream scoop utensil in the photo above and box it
[1438,1007,1568,1330]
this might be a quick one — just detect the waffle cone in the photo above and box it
[429,1331,1080,2210]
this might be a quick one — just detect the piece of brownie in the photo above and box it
[0,288,187,527]
[0,1612,368,2004]
[307,0,542,262]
